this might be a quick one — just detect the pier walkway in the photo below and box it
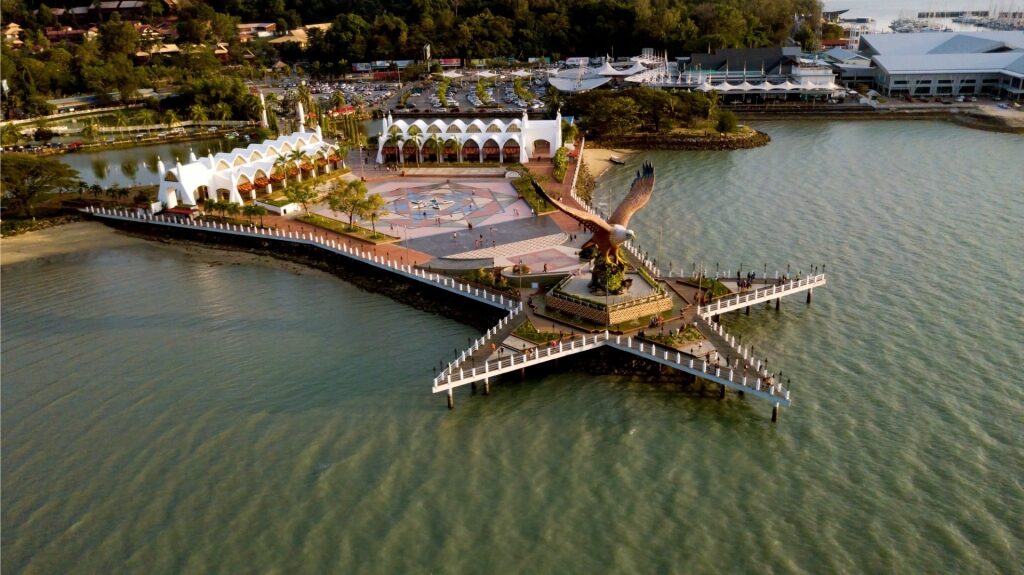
[82,207,518,312]
[433,329,791,416]
[697,274,827,318]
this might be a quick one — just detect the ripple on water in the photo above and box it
[3,121,1023,574]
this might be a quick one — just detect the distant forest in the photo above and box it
[11,0,823,60]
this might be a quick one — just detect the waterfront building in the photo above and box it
[375,110,563,164]
[853,31,1024,99]
[157,120,336,210]
[625,47,843,100]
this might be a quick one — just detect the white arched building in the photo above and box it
[157,127,337,211]
[376,111,563,165]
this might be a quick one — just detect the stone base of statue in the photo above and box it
[546,269,673,327]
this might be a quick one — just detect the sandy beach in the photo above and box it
[0,220,319,275]
[0,222,139,266]
[580,145,636,180]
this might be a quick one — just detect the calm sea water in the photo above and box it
[4,120,1023,574]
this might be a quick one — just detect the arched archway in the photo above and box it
[402,144,418,164]
[236,174,255,200]
[444,138,460,162]
[532,139,551,159]
[482,138,500,162]
[216,188,232,201]
[461,140,480,163]
[502,140,520,164]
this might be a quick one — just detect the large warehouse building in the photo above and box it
[854,31,1024,99]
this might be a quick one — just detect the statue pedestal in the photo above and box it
[546,272,673,327]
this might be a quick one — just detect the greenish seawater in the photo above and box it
[3,121,1022,574]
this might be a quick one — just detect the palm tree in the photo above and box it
[273,152,290,187]
[330,141,350,168]
[405,132,423,165]
[289,149,310,182]
[114,111,129,136]
[82,120,101,141]
[243,203,259,224]
[246,204,268,227]
[190,103,208,123]
[383,133,403,164]
[427,134,444,164]
[162,109,179,128]
[225,201,241,221]
[138,109,157,131]
[329,90,346,110]
[444,137,461,163]
[213,102,232,122]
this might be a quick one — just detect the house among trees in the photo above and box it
[2,22,24,49]
[237,22,276,43]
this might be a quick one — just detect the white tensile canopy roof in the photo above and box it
[475,70,497,78]
[440,70,463,78]
[547,76,612,92]
[510,69,532,77]
[621,62,647,75]
[596,61,632,76]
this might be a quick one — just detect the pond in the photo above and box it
[56,137,241,188]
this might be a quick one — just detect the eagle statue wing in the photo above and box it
[608,161,655,228]
[529,178,612,235]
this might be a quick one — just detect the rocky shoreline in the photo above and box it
[593,129,770,151]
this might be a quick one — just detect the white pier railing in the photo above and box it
[433,329,791,408]
[698,274,827,318]
[83,206,517,312]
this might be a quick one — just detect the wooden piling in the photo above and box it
[775,298,780,310]
[771,403,779,422]
[720,384,726,399]
[471,381,477,394]
[447,390,454,410]
[806,288,812,304]
[484,378,490,395]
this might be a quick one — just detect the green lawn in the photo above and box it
[298,213,399,244]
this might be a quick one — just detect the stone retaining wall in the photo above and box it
[547,291,673,325]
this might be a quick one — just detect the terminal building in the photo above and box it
[376,110,563,164]
[624,47,844,100]
[841,31,1024,99]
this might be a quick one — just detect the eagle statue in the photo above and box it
[541,161,656,294]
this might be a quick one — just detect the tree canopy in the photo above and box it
[0,154,81,217]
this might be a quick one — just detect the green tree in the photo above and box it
[244,204,268,227]
[0,154,81,217]
[364,193,387,237]
[189,103,208,123]
[99,12,139,58]
[716,110,739,133]
[327,178,368,230]
[285,180,317,214]
[2,124,24,145]
[225,201,241,220]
